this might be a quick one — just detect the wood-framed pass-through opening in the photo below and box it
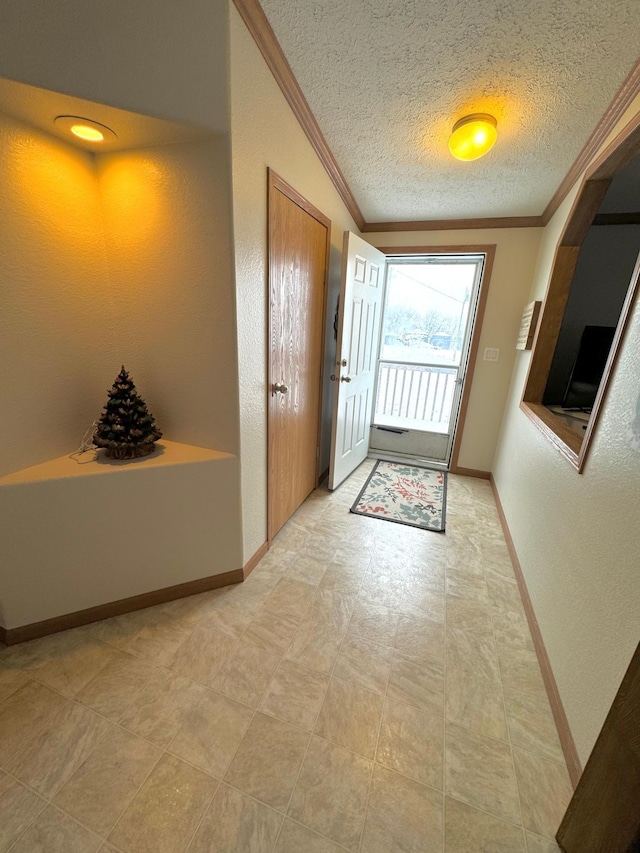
[521,113,640,472]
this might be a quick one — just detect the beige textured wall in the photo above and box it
[0,119,243,627]
[97,137,240,455]
[366,229,543,471]
[0,112,239,476]
[229,4,360,561]
[493,98,640,764]
[1,444,242,629]
[0,112,111,476]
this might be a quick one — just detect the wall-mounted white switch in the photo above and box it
[484,347,500,362]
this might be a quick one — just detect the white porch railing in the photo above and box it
[374,361,457,431]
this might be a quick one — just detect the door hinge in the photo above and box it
[316,447,320,457]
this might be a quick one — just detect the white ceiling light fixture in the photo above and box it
[54,115,117,144]
[448,114,498,162]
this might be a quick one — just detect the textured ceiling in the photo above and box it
[259,0,640,222]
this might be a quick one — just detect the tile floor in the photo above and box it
[0,460,573,852]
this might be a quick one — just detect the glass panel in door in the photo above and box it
[369,255,484,465]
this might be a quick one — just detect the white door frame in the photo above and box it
[368,245,497,473]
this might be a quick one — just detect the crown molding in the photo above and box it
[542,57,640,225]
[235,1,640,235]
[362,215,542,232]
[232,0,366,231]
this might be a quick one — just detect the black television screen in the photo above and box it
[562,325,616,410]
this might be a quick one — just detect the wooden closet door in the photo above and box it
[268,170,330,540]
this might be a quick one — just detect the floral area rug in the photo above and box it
[350,461,447,532]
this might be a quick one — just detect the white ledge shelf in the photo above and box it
[0,440,235,486]
[0,439,242,633]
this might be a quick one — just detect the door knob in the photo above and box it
[273,382,288,394]
[340,376,352,383]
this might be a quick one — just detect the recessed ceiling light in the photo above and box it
[54,115,117,144]
[71,124,104,142]
[448,113,497,161]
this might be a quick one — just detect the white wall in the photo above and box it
[1,445,242,629]
[0,113,240,477]
[365,229,543,471]
[229,3,360,562]
[97,137,240,455]
[493,98,640,764]
[0,0,240,479]
[0,112,111,475]
[0,0,228,132]
[0,114,244,630]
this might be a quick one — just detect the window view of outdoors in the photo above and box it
[381,263,475,364]
[375,261,479,433]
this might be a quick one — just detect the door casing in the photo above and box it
[372,244,497,474]
[370,253,486,467]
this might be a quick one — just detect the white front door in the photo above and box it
[328,232,386,490]
[369,254,485,465]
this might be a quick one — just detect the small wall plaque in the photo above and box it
[516,300,542,350]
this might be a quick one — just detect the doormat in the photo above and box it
[350,460,447,532]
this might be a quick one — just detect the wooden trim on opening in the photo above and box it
[589,110,640,181]
[363,216,542,233]
[375,244,496,474]
[490,475,583,789]
[232,0,365,231]
[449,466,491,479]
[522,114,640,471]
[578,249,640,472]
[0,568,244,647]
[519,401,581,468]
[542,58,640,225]
[561,181,612,247]
[557,640,640,849]
[522,245,580,401]
[267,169,331,542]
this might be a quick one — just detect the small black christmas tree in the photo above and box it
[94,366,162,458]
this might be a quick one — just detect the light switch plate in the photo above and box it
[484,347,500,362]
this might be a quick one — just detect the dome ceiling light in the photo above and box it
[448,113,497,161]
